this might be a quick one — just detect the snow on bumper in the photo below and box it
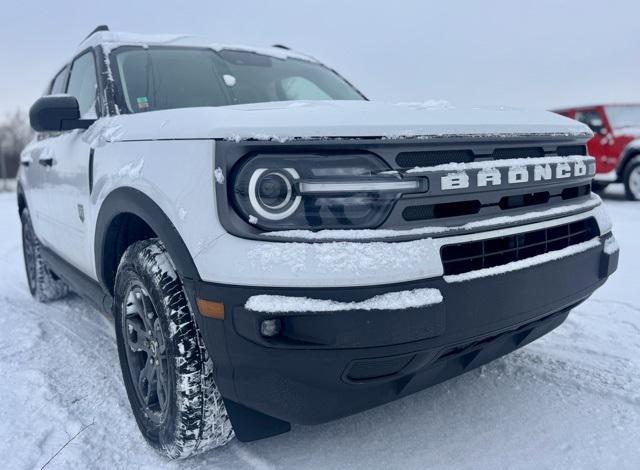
[194,197,612,288]
[245,288,443,313]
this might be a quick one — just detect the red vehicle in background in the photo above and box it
[553,104,640,200]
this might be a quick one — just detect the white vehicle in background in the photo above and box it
[18,26,618,459]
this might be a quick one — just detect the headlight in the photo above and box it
[248,168,301,220]
[230,154,424,230]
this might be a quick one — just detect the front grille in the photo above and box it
[401,185,590,222]
[557,145,587,156]
[396,150,473,167]
[491,147,544,159]
[441,217,599,275]
[395,144,587,168]
[561,184,590,200]
[499,191,550,210]
[403,200,481,221]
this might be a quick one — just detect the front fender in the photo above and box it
[94,187,200,288]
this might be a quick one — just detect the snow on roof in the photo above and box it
[78,30,318,62]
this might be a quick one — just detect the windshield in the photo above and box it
[605,105,640,130]
[113,46,365,113]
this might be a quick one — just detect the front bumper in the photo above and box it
[192,197,611,288]
[186,231,618,435]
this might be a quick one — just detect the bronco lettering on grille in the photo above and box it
[441,160,592,191]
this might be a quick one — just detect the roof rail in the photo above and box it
[271,44,290,50]
[82,25,110,43]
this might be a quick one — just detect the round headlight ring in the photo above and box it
[248,168,302,221]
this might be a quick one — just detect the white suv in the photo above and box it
[18,26,619,458]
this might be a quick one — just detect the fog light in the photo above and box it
[260,319,281,337]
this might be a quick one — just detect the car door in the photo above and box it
[24,66,70,247]
[44,49,98,275]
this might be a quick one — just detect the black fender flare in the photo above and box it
[94,187,200,290]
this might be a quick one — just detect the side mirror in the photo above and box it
[29,95,95,132]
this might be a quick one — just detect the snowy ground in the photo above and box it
[0,187,638,470]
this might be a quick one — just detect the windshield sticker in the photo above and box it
[136,96,150,110]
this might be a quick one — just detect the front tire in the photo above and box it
[21,208,69,302]
[114,239,234,459]
[623,156,640,201]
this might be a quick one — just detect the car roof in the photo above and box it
[77,29,319,63]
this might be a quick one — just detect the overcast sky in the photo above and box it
[1,0,638,118]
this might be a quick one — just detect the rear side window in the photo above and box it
[67,51,99,118]
[50,67,69,95]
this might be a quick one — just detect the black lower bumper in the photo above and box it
[186,235,617,440]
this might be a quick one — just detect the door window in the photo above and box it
[66,51,99,118]
[50,67,69,95]
[575,110,607,135]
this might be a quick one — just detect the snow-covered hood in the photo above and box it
[90,100,592,145]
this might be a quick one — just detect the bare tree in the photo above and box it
[0,110,33,191]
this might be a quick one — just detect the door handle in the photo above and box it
[39,158,54,167]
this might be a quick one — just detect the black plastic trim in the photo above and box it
[94,187,200,290]
[40,245,109,313]
[223,399,291,442]
[82,25,109,43]
[88,148,95,194]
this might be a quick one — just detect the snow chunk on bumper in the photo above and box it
[245,288,443,313]
[604,236,619,255]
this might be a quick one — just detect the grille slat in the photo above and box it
[402,185,589,222]
[396,150,473,168]
[491,147,545,159]
[557,145,587,156]
[395,145,587,168]
[441,218,599,276]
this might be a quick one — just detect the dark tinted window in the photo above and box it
[67,51,99,118]
[114,47,364,113]
[575,110,606,135]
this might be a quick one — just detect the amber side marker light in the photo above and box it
[196,299,225,319]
